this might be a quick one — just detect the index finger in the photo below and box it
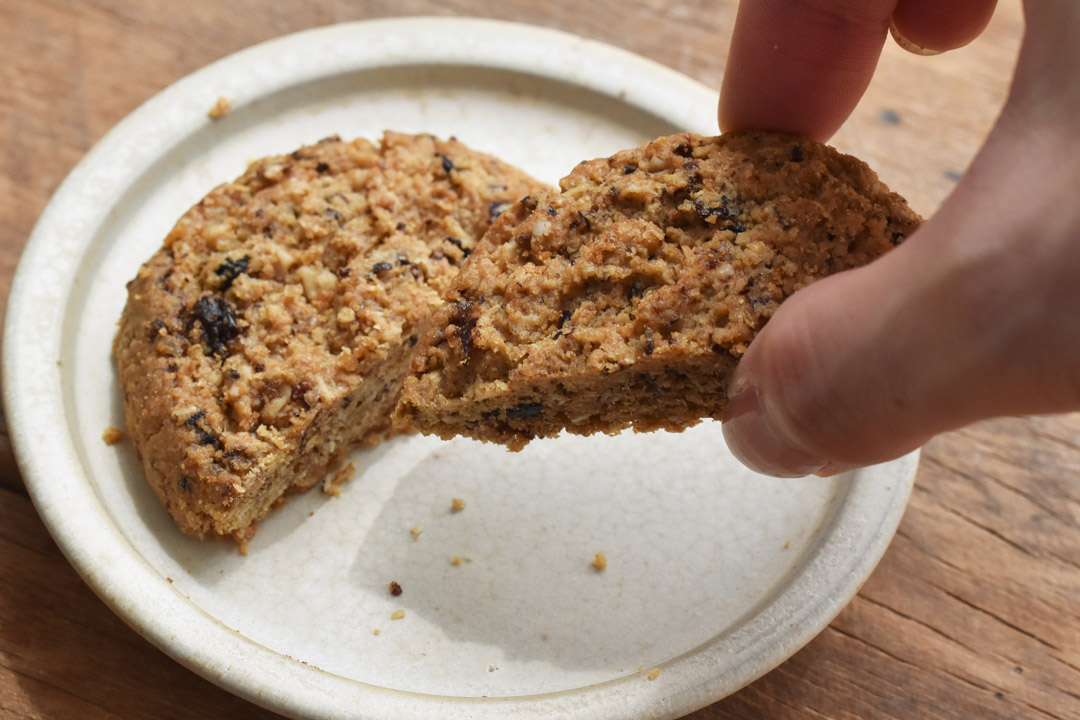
[719,0,898,141]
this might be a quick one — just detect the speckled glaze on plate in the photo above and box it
[2,17,917,720]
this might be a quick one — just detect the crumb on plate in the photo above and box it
[592,551,607,572]
[102,425,125,445]
[208,96,231,119]
[390,609,405,620]
[450,497,466,513]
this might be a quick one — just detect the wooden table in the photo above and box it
[1,1,1077,718]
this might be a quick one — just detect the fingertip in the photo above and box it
[722,379,829,478]
[719,0,894,141]
[890,0,998,55]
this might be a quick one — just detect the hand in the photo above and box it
[717,0,1080,477]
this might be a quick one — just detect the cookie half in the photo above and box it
[114,132,546,541]
[394,131,922,450]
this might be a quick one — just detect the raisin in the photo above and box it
[489,201,511,220]
[437,153,455,174]
[789,145,804,163]
[445,237,471,258]
[389,581,403,596]
[222,449,249,465]
[185,410,223,450]
[148,318,167,341]
[178,476,192,492]
[506,402,543,420]
[546,206,557,217]
[315,162,329,173]
[450,300,478,364]
[325,207,343,226]
[189,294,242,357]
[226,369,240,380]
[569,211,592,232]
[214,255,249,292]
[291,381,314,408]
[623,164,637,174]
[673,143,694,157]
[336,267,352,278]
[553,308,573,339]
[370,262,393,276]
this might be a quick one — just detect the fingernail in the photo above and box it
[889,18,943,56]
[814,462,858,478]
[722,379,827,478]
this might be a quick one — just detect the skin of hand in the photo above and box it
[717,0,1080,477]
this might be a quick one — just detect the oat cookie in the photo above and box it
[394,131,922,450]
[114,132,545,541]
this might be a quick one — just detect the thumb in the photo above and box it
[721,0,1080,477]
[721,121,1080,477]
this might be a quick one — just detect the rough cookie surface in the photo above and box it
[114,132,545,540]
[394,131,922,450]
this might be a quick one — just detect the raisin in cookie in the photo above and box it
[394,131,921,450]
[114,132,546,541]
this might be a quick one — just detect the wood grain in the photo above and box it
[2,1,1078,719]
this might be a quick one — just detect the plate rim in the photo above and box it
[2,16,917,720]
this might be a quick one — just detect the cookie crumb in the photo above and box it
[389,581,403,596]
[410,524,423,540]
[237,539,250,556]
[592,551,608,572]
[647,668,661,681]
[208,96,231,119]
[166,577,173,583]
[783,540,791,549]
[102,425,126,445]
[451,555,463,566]
[324,460,355,497]
[373,628,381,636]
[390,609,405,620]
[450,497,466,513]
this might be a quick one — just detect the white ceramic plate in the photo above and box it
[3,17,917,720]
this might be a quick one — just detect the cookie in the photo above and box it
[394,131,922,450]
[114,132,546,541]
